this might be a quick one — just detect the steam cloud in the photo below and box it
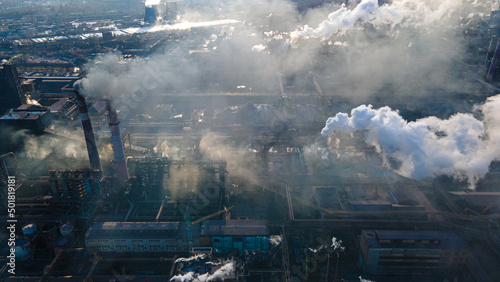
[170,260,235,282]
[291,0,456,45]
[199,132,259,185]
[321,95,500,189]
[269,235,282,247]
[145,0,161,7]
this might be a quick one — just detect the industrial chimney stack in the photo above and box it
[106,101,129,182]
[74,91,102,171]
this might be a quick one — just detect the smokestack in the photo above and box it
[106,101,129,182]
[74,91,102,171]
[487,38,500,82]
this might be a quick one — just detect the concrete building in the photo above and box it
[200,220,269,257]
[360,230,467,275]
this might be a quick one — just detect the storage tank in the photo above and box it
[53,237,69,256]
[14,238,31,261]
[60,222,74,239]
[22,223,38,238]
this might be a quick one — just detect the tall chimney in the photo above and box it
[74,91,102,171]
[487,38,500,82]
[106,101,129,181]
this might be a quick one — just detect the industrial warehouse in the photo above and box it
[1,0,500,281]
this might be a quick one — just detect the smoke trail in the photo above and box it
[321,95,500,189]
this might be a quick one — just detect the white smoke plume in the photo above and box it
[251,44,267,53]
[269,235,282,247]
[145,0,161,7]
[331,236,344,251]
[170,272,195,282]
[204,261,235,281]
[291,0,456,45]
[170,261,235,282]
[359,277,375,282]
[321,95,500,189]
[175,254,208,264]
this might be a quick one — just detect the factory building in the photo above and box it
[0,104,52,134]
[49,169,103,199]
[46,98,78,120]
[85,222,201,254]
[0,63,26,107]
[360,230,467,275]
[200,220,269,257]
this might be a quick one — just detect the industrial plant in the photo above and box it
[1,0,500,281]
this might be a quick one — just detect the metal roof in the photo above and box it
[362,230,467,250]
[86,222,181,240]
[201,220,268,236]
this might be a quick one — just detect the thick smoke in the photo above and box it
[321,95,500,189]
[77,0,469,114]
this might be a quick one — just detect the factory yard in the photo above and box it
[2,0,500,281]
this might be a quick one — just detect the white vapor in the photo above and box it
[291,0,456,45]
[175,254,207,264]
[170,261,235,282]
[251,44,267,52]
[269,235,282,247]
[145,0,161,7]
[321,95,500,189]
